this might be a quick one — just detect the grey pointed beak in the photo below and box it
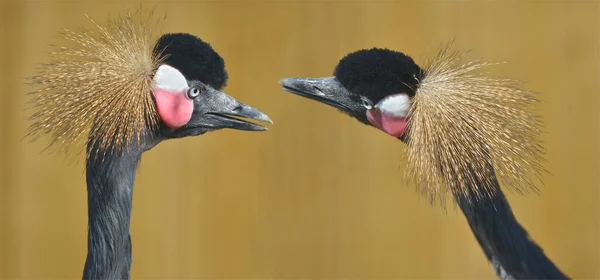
[205,96,273,131]
[171,87,272,138]
[279,77,358,111]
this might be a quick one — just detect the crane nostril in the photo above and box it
[232,105,242,112]
[311,86,326,96]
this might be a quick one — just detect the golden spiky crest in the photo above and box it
[26,7,166,160]
[405,42,546,205]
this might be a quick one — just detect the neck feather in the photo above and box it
[455,168,568,279]
[82,142,142,280]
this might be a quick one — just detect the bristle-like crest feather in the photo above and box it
[26,6,165,160]
[405,42,546,205]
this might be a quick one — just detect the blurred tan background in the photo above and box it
[1,0,598,279]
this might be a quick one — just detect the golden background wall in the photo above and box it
[1,0,598,279]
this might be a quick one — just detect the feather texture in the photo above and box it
[405,42,546,204]
[26,6,166,160]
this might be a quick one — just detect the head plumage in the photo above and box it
[153,33,228,90]
[26,7,165,160]
[404,41,546,204]
[334,48,423,103]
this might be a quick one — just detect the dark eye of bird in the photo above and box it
[360,96,373,110]
[187,85,205,99]
[349,94,373,109]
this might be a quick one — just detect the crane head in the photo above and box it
[280,48,422,141]
[151,33,272,140]
[26,8,271,160]
[279,43,546,204]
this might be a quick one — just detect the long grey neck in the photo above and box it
[82,143,142,280]
[454,167,568,279]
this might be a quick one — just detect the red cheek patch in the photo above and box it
[367,109,409,137]
[153,89,194,129]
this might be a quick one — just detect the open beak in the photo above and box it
[202,88,272,131]
[204,97,272,132]
[172,87,272,137]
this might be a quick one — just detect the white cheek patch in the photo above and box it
[153,64,188,91]
[375,93,411,117]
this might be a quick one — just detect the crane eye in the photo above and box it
[360,97,373,110]
[187,85,205,99]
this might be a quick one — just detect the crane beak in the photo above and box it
[279,77,368,123]
[170,87,272,138]
[280,77,348,108]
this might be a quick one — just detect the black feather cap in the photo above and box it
[153,33,228,90]
[333,48,424,103]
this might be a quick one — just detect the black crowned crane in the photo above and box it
[279,45,568,279]
[26,9,271,280]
